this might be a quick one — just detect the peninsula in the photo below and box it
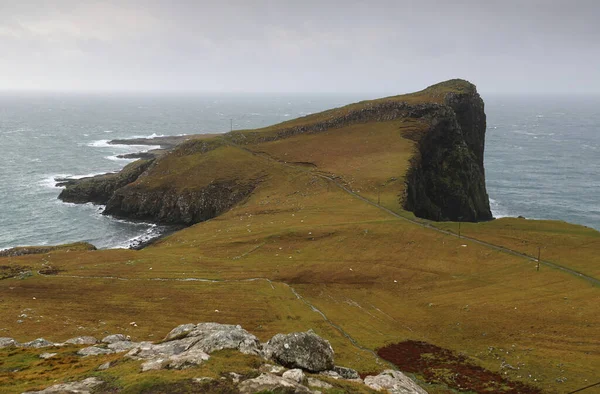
[1,80,599,394]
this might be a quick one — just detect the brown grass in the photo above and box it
[0,81,598,393]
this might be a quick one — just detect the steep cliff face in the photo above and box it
[55,79,491,227]
[58,159,155,205]
[403,81,492,222]
[103,180,255,225]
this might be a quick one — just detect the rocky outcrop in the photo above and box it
[103,179,256,225]
[263,330,335,372]
[58,159,154,204]
[16,322,428,394]
[403,80,492,222]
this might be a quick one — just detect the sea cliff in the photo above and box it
[58,79,492,226]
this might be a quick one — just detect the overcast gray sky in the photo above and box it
[1,0,598,94]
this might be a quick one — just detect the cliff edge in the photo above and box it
[403,80,492,221]
[57,79,492,226]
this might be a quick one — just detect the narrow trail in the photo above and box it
[230,142,600,287]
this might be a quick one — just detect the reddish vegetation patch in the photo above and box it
[377,341,542,394]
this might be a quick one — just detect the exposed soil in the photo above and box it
[377,341,542,393]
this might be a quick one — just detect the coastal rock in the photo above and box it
[0,337,19,348]
[39,353,57,359]
[238,373,313,394]
[22,377,103,394]
[364,370,428,394]
[65,336,98,345]
[264,330,334,372]
[103,179,256,225]
[403,80,492,222]
[58,159,154,205]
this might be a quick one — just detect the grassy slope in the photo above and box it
[1,81,599,393]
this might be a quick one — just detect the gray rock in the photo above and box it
[0,337,18,348]
[164,322,262,355]
[141,358,166,372]
[23,338,54,348]
[259,363,286,375]
[238,373,313,394]
[319,370,342,379]
[164,323,196,341]
[126,338,197,360]
[65,336,99,345]
[77,346,114,357]
[333,365,360,379]
[264,331,334,372]
[364,370,428,394]
[307,377,333,389]
[107,340,139,353]
[193,377,214,384]
[97,361,111,370]
[101,334,128,344]
[22,377,103,394]
[282,368,305,384]
[228,372,244,383]
[166,347,210,370]
[39,353,57,359]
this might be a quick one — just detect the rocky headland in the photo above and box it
[56,79,492,231]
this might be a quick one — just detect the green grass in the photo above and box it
[0,80,598,394]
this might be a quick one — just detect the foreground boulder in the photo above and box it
[364,370,428,394]
[264,330,335,372]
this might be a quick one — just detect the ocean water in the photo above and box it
[1,93,598,250]
[0,93,362,249]
[485,95,600,230]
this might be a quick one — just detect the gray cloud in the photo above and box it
[0,0,598,94]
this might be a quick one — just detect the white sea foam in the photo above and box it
[87,139,111,148]
[112,224,163,249]
[106,155,136,162]
[129,133,165,139]
[489,198,511,219]
[103,130,114,133]
[39,172,113,189]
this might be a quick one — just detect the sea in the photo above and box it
[0,93,598,250]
